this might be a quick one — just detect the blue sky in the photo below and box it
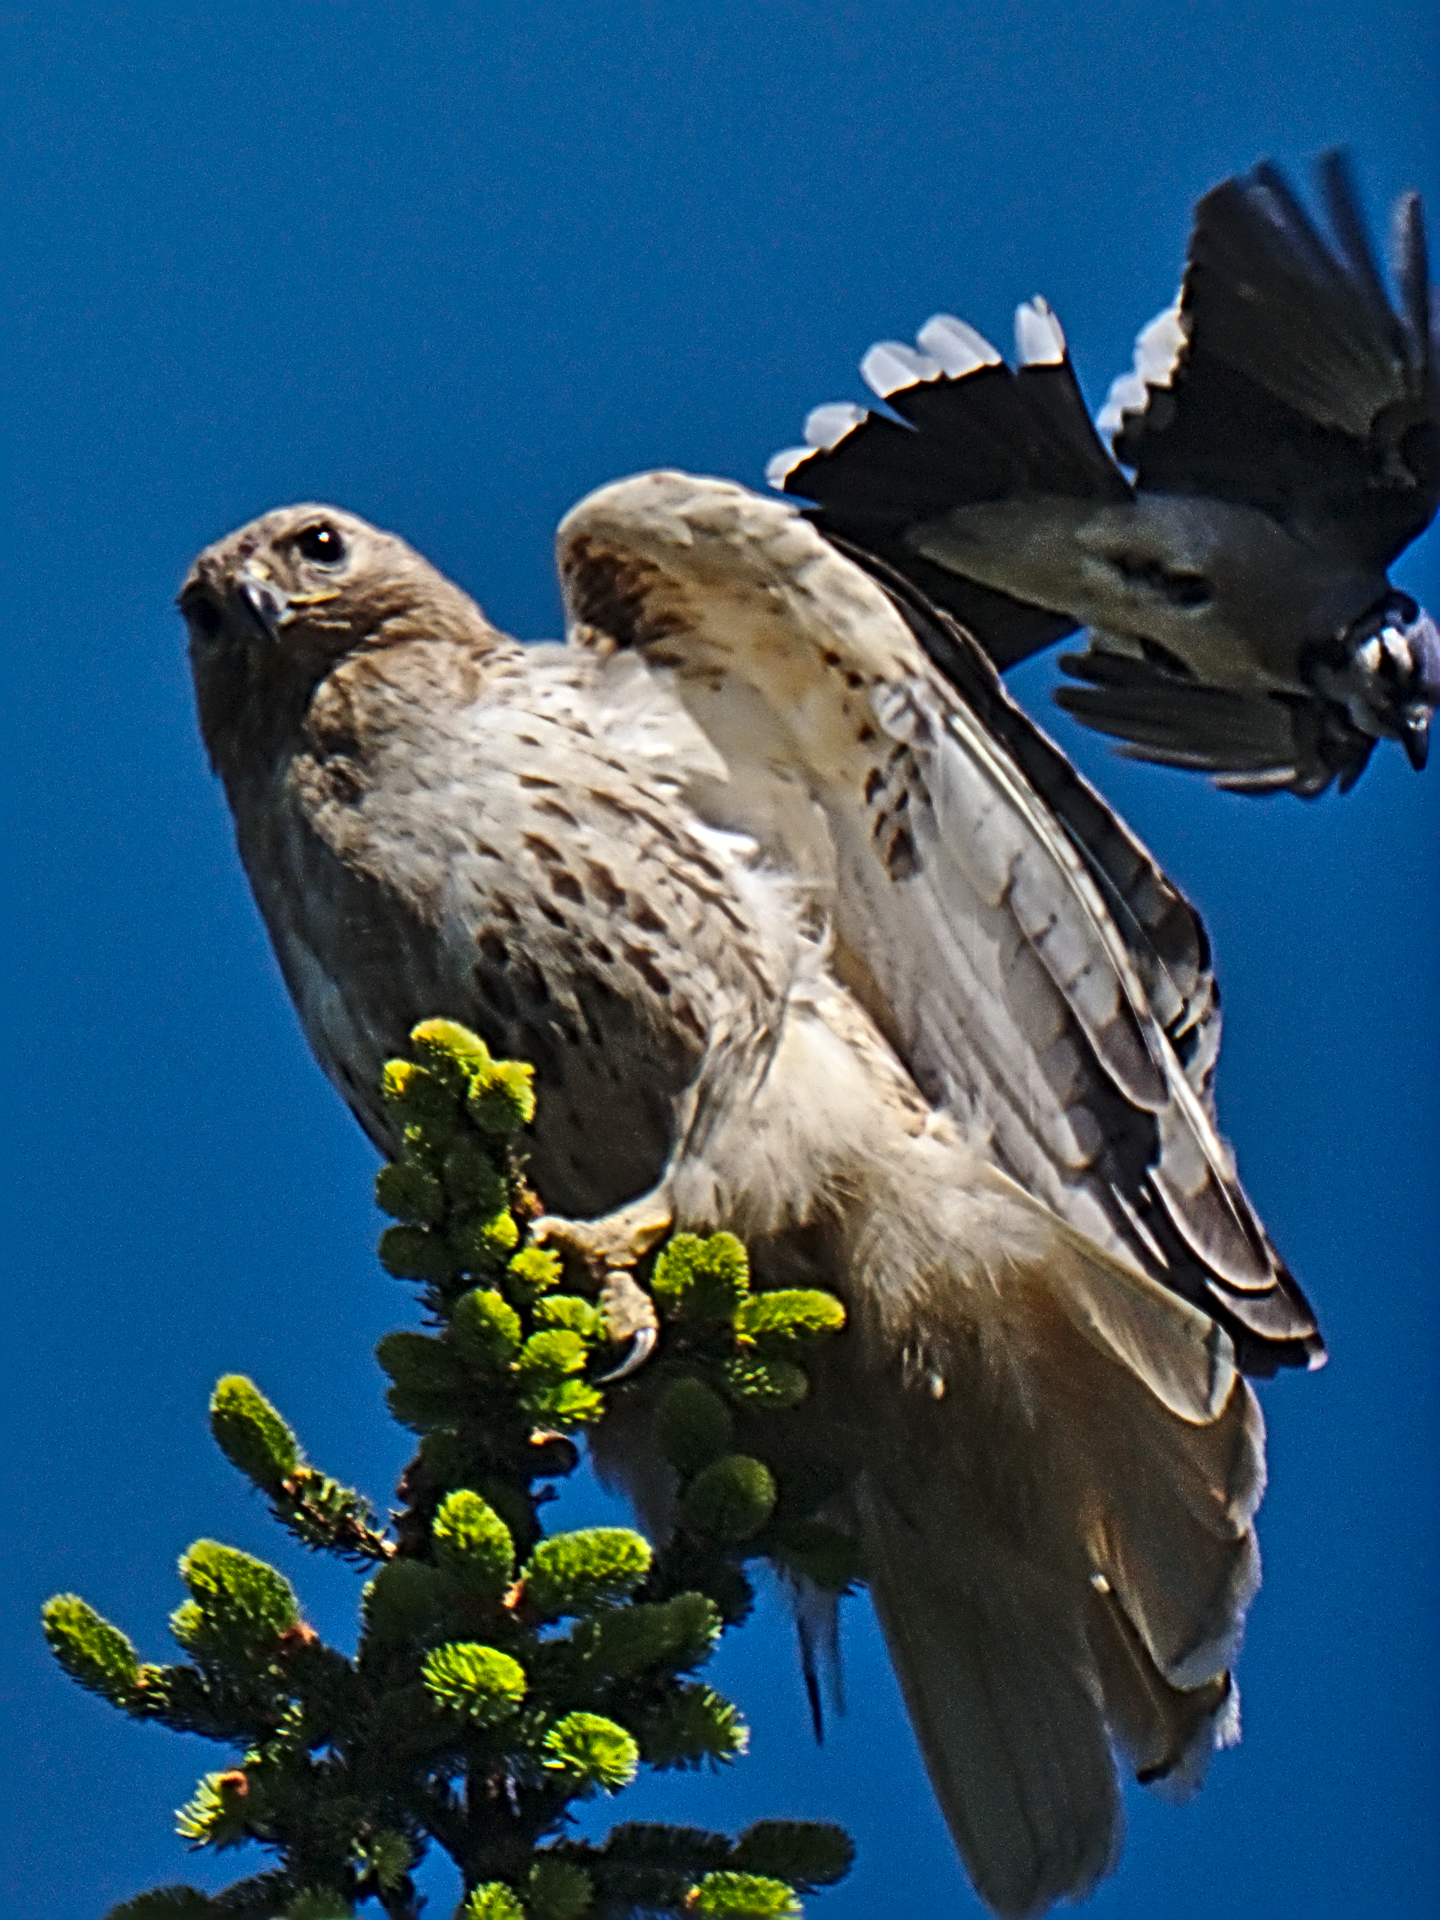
[5,4,1437,1917]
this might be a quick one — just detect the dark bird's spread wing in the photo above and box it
[1109,152,1438,571]
[769,152,1439,796]
[1053,642,1381,795]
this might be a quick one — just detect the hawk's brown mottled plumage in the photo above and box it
[182,480,1322,1918]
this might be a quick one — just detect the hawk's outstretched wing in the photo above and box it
[558,472,1320,1374]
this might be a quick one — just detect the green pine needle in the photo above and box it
[208,1376,301,1494]
[467,1059,536,1134]
[651,1232,750,1320]
[171,1542,299,1661]
[104,1890,216,1919]
[282,1893,353,1920]
[431,1489,515,1593]
[460,1885,525,1920]
[450,1287,523,1369]
[42,1595,141,1706]
[680,1456,778,1544]
[360,1558,458,1648]
[690,1871,802,1918]
[375,1159,446,1226]
[525,1856,595,1920]
[175,1770,251,1848]
[731,1823,856,1891]
[653,1377,735,1474]
[733,1291,846,1346]
[637,1685,749,1772]
[522,1529,652,1618]
[543,1711,641,1794]
[571,1592,722,1681]
[506,1244,563,1298]
[719,1355,809,1409]
[421,1641,527,1724]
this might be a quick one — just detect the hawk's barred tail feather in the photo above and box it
[848,1190,1260,1919]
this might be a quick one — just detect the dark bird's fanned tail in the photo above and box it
[767,301,1124,668]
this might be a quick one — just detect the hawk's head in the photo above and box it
[179,503,500,778]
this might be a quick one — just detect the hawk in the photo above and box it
[769,153,1439,796]
[181,476,1323,1917]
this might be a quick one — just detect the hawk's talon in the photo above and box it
[594,1322,659,1384]
[594,1266,661,1381]
[529,1198,668,1383]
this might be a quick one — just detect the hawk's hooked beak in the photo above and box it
[236,563,289,644]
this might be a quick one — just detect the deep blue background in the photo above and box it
[5,5,1437,1917]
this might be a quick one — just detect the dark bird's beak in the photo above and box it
[1403,611,1440,772]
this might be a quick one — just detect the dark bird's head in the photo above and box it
[1310,595,1440,773]
[178,504,502,778]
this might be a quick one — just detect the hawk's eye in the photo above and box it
[294,523,347,566]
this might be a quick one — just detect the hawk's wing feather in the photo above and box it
[556,472,1320,1372]
[829,540,1223,1108]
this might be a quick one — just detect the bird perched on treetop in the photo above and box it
[769,152,1439,796]
[181,476,1322,1917]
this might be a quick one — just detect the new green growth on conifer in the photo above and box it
[44,1020,856,1919]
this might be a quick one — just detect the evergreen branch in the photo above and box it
[44,1019,855,1919]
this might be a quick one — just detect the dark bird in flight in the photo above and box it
[769,153,1439,796]
[182,478,1321,1917]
